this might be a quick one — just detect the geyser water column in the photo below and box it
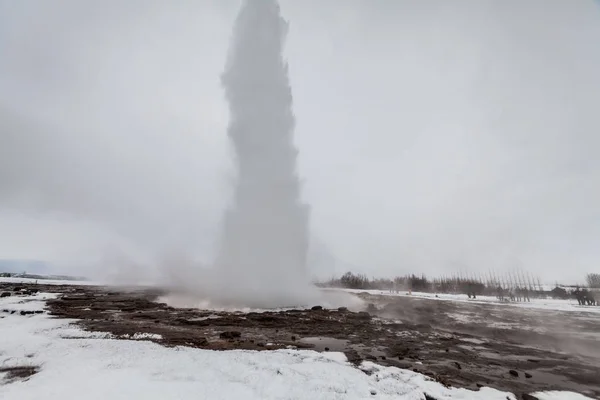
[216,0,316,307]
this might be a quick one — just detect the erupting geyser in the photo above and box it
[215,0,317,307]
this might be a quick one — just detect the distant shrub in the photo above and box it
[586,273,600,289]
[550,286,569,299]
[407,274,431,292]
[340,272,370,290]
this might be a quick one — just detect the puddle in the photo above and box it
[352,344,388,360]
[188,315,222,322]
[298,337,348,352]
[523,369,599,397]
[457,344,488,352]
[461,338,486,345]
[478,351,536,362]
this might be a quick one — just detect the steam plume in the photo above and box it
[211,0,317,307]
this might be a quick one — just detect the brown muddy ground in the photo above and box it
[2,283,599,399]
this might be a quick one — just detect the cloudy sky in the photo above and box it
[1,0,599,283]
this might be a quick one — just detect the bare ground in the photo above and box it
[2,283,599,399]
[0,366,39,384]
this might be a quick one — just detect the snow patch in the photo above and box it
[122,333,163,340]
[0,277,99,286]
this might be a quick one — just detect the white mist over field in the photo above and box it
[214,0,316,307]
[164,0,319,308]
[1,0,600,288]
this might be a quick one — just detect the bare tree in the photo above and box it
[586,273,600,288]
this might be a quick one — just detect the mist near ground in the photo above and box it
[1,0,600,285]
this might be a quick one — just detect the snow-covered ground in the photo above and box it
[0,294,592,399]
[340,288,600,314]
[0,276,100,286]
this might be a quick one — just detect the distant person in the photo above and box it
[581,289,596,306]
[572,288,585,305]
[496,286,505,302]
[523,287,530,302]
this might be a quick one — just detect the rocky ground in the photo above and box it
[1,283,599,399]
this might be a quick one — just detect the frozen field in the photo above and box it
[0,293,513,400]
[340,289,600,315]
[3,277,596,314]
[1,283,597,399]
[0,276,101,286]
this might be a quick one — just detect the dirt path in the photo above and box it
[2,283,599,399]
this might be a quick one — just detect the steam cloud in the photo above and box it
[212,0,317,307]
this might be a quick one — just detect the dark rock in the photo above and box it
[454,362,462,370]
[424,394,439,400]
[337,307,348,312]
[509,369,519,377]
[324,347,330,351]
[380,356,386,360]
[219,331,242,340]
[527,359,540,363]
[34,310,43,314]
[525,372,532,379]
[311,305,323,311]
[356,311,371,320]
[1,292,11,298]
[476,383,483,388]
[522,394,539,400]
[370,389,377,395]
[445,349,449,352]
[366,355,377,361]
[253,314,280,323]
[291,336,296,341]
[344,350,362,366]
[0,365,39,381]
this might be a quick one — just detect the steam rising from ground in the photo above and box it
[166,0,319,308]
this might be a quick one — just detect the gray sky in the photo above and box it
[1,0,599,283]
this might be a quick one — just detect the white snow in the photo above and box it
[0,292,58,312]
[122,332,163,340]
[0,276,99,286]
[0,295,593,400]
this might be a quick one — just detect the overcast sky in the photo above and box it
[1,0,599,283]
